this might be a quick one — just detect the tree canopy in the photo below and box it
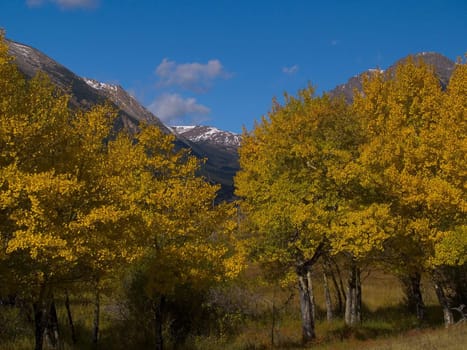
[0,34,241,350]
[235,56,466,336]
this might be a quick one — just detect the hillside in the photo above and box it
[6,38,237,200]
[6,38,457,203]
[328,52,456,103]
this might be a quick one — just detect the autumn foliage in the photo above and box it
[1,30,466,349]
[0,35,240,350]
[236,56,466,340]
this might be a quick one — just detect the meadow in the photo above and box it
[2,269,465,349]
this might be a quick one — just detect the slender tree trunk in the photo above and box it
[45,299,60,349]
[432,272,454,327]
[33,283,49,350]
[332,257,347,307]
[323,269,333,321]
[326,258,344,315]
[344,282,353,326]
[153,295,165,350]
[65,290,77,344]
[298,272,316,343]
[295,241,324,343]
[400,272,425,321]
[345,262,361,326]
[356,269,362,322]
[306,271,316,321]
[92,282,100,346]
[33,301,47,350]
[270,295,276,349]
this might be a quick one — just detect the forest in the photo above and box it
[0,34,466,350]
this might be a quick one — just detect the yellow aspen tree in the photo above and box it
[427,59,467,325]
[0,71,78,349]
[1,33,242,348]
[430,59,467,267]
[353,57,466,325]
[0,35,140,349]
[109,124,241,349]
[236,87,367,341]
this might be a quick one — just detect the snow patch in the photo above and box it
[171,125,197,133]
[84,78,117,92]
[172,125,241,147]
[9,42,33,57]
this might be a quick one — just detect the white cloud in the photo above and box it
[331,39,340,46]
[27,0,99,9]
[155,58,231,93]
[148,93,210,124]
[282,64,299,75]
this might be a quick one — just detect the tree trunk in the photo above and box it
[270,296,276,348]
[92,283,100,346]
[306,271,316,321]
[65,290,77,344]
[153,295,165,350]
[400,272,425,321]
[432,271,454,327]
[332,257,347,308]
[298,272,316,343]
[326,258,344,315]
[45,299,60,349]
[33,301,47,350]
[432,265,467,324]
[33,283,50,350]
[295,241,324,343]
[345,262,361,326]
[323,269,333,321]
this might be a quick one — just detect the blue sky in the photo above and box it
[1,0,466,133]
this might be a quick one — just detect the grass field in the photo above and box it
[190,320,466,350]
[1,269,464,349]
[190,269,465,350]
[313,324,467,350]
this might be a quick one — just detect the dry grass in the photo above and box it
[0,269,461,349]
[313,324,467,350]
[201,268,455,350]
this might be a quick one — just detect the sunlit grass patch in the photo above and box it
[314,323,467,350]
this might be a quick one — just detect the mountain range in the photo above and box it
[5,38,457,201]
[6,38,239,201]
[329,52,456,103]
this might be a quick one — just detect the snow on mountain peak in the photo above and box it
[171,125,196,133]
[368,68,384,73]
[171,125,241,147]
[84,78,117,92]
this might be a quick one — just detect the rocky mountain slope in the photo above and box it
[7,39,170,133]
[328,52,456,103]
[6,38,237,200]
[5,37,458,202]
[171,125,241,148]
[170,126,241,200]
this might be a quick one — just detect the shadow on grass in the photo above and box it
[0,301,447,350]
[266,304,446,349]
[319,304,444,344]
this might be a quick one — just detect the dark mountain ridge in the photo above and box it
[171,126,241,200]
[5,37,458,201]
[6,38,237,200]
[7,39,169,133]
